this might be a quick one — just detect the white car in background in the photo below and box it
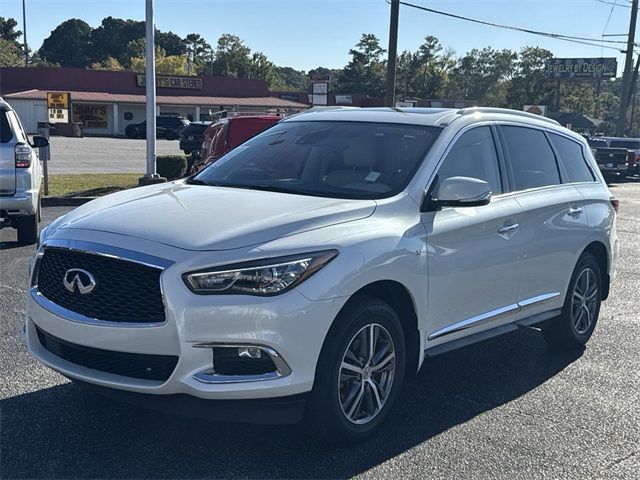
[26,107,618,442]
[0,97,49,244]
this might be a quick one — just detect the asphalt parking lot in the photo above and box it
[1,182,638,479]
[46,137,184,174]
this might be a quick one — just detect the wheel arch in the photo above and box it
[332,280,422,376]
[582,241,610,300]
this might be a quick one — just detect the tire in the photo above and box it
[307,295,406,443]
[16,206,39,245]
[541,252,602,350]
[166,131,177,140]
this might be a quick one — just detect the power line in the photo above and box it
[595,0,632,8]
[394,1,628,52]
[602,1,618,37]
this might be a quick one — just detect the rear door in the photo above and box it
[497,125,588,316]
[0,108,16,195]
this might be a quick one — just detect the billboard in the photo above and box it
[72,104,108,129]
[47,92,70,123]
[544,58,617,80]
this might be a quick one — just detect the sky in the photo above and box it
[2,0,636,72]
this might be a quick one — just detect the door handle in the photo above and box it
[498,223,519,238]
[567,206,583,217]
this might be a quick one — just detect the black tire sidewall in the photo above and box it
[560,253,602,344]
[309,296,406,442]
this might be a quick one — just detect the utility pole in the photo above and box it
[385,0,400,107]
[139,0,164,185]
[616,0,638,136]
[22,0,28,66]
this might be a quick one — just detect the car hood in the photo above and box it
[52,182,376,251]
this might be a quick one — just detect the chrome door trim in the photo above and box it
[428,303,519,340]
[518,292,561,308]
[428,292,562,341]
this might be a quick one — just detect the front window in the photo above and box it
[193,121,441,199]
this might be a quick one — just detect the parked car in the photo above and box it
[26,107,618,442]
[605,137,640,176]
[178,121,211,156]
[192,115,280,173]
[588,137,632,180]
[125,116,190,140]
[0,97,49,244]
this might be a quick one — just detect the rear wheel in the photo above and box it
[541,252,601,350]
[307,296,406,443]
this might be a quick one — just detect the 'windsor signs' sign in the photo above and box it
[544,58,618,80]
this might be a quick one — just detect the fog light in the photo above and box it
[238,347,262,358]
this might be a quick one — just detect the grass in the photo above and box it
[46,173,141,197]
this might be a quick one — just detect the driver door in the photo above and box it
[421,126,525,343]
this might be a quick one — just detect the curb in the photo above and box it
[42,197,97,207]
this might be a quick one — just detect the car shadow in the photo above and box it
[0,240,24,251]
[1,328,583,479]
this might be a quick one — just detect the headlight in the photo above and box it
[37,225,49,249]
[183,250,338,296]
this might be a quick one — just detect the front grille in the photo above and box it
[36,325,178,381]
[36,248,165,323]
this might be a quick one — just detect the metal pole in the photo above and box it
[22,0,28,66]
[385,0,400,107]
[140,0,159,184]
[616,0,639,136]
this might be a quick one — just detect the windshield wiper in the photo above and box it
[185,178,211,186]
[204,182,325,197]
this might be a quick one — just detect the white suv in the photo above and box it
[0,97,48,244]
[26,107,618,441]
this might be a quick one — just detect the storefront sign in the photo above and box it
[544,58,617,80]
[47,92,70,109]
[72,104,108,129]
[136,74,203,89]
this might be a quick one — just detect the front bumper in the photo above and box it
[26,235,346,404]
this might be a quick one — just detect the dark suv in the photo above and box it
[125,116,190,140]
[179,121,211,155]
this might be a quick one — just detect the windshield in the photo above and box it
[193,121,441,199]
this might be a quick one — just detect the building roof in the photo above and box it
[3,89,308,109]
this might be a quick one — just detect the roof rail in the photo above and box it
[457,107,560,126]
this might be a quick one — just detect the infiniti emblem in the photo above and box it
[63,269,97,295]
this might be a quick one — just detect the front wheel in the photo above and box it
[307,296,406,443]
[541,252,602,350]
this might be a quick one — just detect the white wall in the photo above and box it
[118,104,146,135]
[6,99,47,133]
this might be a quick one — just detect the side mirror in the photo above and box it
[31,136,49,148]
[430,176,492,209]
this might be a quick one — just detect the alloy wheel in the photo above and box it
[571,267,598,335]
[338,323,396,425]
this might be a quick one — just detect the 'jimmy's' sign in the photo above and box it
[136,75,203,90]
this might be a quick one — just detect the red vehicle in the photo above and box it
[192,116,281,173]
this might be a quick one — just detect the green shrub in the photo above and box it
[156,154,188,180]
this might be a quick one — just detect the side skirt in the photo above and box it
[424,309,561,357]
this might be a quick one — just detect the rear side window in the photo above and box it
[500,126,560,191]
[548,133,595,183]
[0,109,13,143]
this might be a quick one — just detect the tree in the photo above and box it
[130,51,188,75]
[90,56,124,71]
[211,34,252,77]
[249,52,278,88]
[335,34,387,97]
[274,66,308,91]
[185,33,211,75]
[38,19,92,67]
[0,17,22,47]
[506,47,555,108]
[90,17,144,64]
[156,31,186,56]
[0,38,22,67]
[447,47,516,103]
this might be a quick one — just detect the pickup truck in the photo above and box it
[587,138,632,179]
